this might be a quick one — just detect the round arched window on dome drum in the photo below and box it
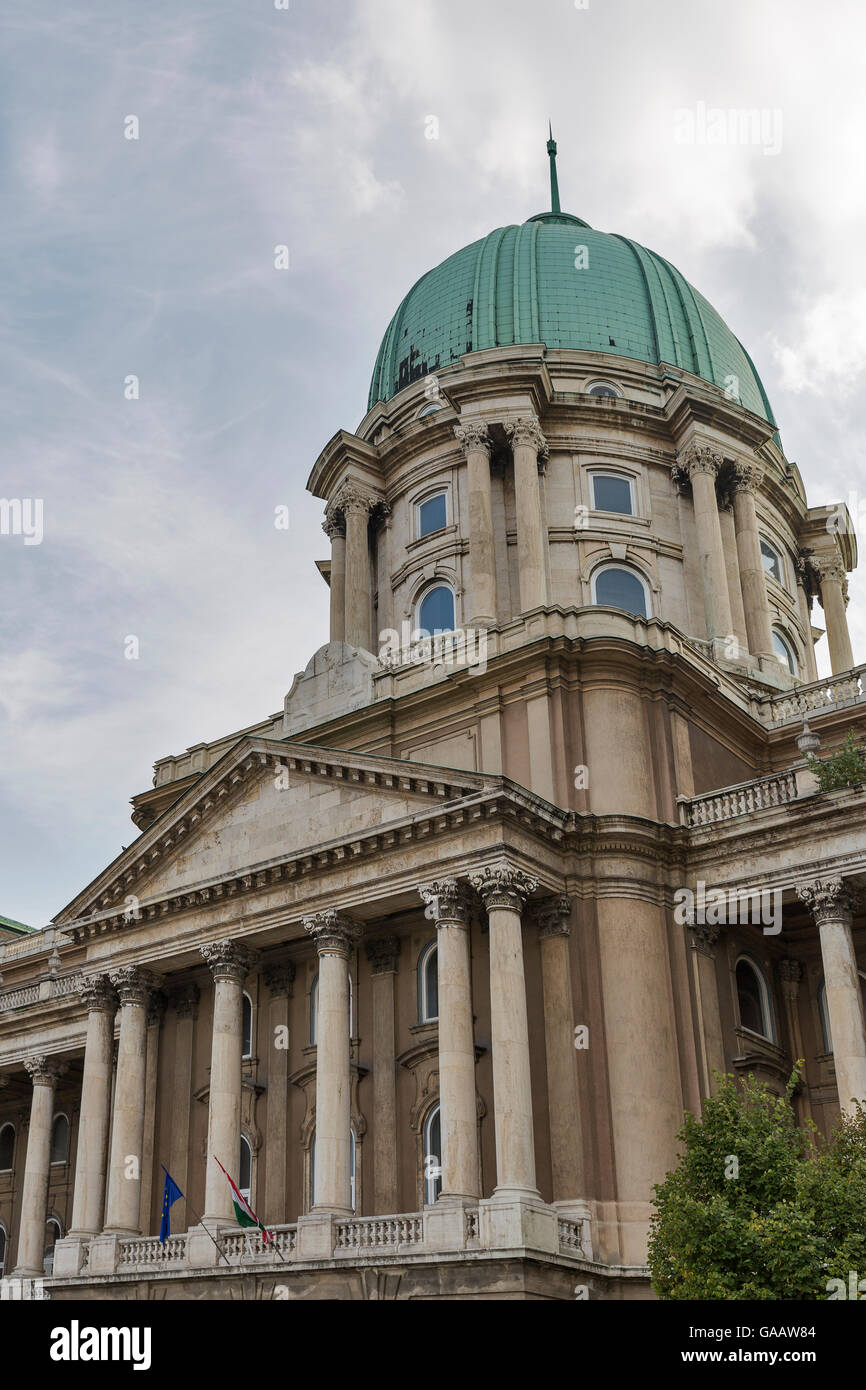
[417,585,455,635]
[587,381,621,399]
[591,565,650,620]
[772,629,798,677]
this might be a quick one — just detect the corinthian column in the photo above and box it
[535,896,583,1200]
[731,460,775,660]
[303,910,362,1215]
[200,940,258,1222]
[470,862,540,1195]
[103,966,159,1234]
[323,509,346,644]
[797,878,866,1114]
[675,445,733,643]
[12,1055,66,1276]
[68,974,117,1236]
[812,556,854,674]
[506,417,549,612]
[454,421,496,626]
[340,484,374,652]
[418,880,479,1200]
[364,936,400,1214]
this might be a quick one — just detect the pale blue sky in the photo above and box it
[2,0,865,928]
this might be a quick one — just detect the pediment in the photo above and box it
[56,737,488,927]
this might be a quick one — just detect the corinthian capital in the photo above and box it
[470,862,539,912]
[506,416,549,465]
[418,878,471,927]
[533,894,573,939]
[109,964,161,1007]
[303,909,362,957]
[199,941,259,985]
[731,459,764,494]
[77,973,118,1014]
[797,877,861,926]
[335,480,378,517]
[24,1054,66,1087]
[453,420,491,456]
[675,442,724,482]
[811,554,847,586]
[322,504,346,540]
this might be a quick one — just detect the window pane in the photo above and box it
[772,632,796,675]
[239,1137,252,1193]
[0,1125,13,1170]
[760,540,781,582]
[50,1115,68,1164]
[594,568,647,618]
[426,948,439,1019]
[592,475,632,514]
[419,494,447,537]
[736,961,767,1036]
[242,994,252,1056]
[418,586,455,634]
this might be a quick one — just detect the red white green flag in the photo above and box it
[213,1155,273,1244]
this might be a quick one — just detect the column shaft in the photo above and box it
[201,943,256,1223]
[263,966,293,1225]
[103,968,156,1234]
[796,579,819,682]
[455,422,496,626]
[815,559,854,674]
[304,912,361,1215]
[328,523,346,644]
[69,977,116,1236]
[537,900,583,1199]
[507,418,549,611]
[168,986,198,1232]
[13,1058,63,1275]
[719,503,748,653]
[732,471,774,658]
[343,495,372,651]
[471,865,539,1196]
[686,452,733,641]
[798,880,866,1116]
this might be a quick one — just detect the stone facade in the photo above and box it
[1,327,864,1300]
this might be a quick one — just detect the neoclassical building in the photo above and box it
[1,144,864,1300]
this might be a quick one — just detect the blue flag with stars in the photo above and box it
[159,1166,184,1244]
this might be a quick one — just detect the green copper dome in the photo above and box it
[368,210,776,426]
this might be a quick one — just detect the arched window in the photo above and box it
[0,1123,14,1171]
[0,1225,6,1278]
[587,380,621,398]
[241,992,253,1059]
[418,941,438,1023]
[424,1105,442,1205]
[819,974,866,1054]
[239,1135,252,1202]
[591,564,650,620]
[735,957,773,1040]
[50,1113,69,1165]
[760,538,784,585]
[590,471,634,516]
[417,402,443,420]
[417,585,455,636]
[772,630,798,676]
[43,1218,62,1276]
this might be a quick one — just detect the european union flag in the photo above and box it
[159,1166,184,1244]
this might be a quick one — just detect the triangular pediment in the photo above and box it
[56,737,489,926]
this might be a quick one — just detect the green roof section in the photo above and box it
[0,914,34,935]
[367,212,777,428]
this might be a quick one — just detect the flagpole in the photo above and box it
[212,1154,288,1265]
[161,1164,231,1267]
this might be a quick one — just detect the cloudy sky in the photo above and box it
[2,0,865,930]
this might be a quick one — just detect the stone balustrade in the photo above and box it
[759,666,866,726]
[0,973,82,1014]
[679,771,800,827]
[49,1208,589,1282]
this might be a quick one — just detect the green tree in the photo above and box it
[649,1069,866,1299]
[805,730,866,792]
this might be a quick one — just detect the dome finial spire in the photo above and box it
[546,122,561,214]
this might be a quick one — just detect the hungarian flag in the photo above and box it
[213,1155,273,1244]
